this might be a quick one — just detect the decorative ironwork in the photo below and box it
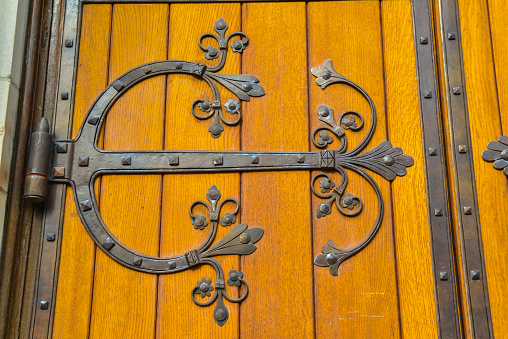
[192,18,265,138]
[482,136,508,176]
[310,60,414,276]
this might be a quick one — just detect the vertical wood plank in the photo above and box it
[157,4,241,338]
[52,5,111,338]
[240,3,314,338]
[458,0,508,336]
[381,1,438,338]
[308,2,400,338]
[89,4,168,338]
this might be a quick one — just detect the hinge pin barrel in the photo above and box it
[24,118,52,203]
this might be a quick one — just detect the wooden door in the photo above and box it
[3,0,500,338]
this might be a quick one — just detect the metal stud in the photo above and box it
[452,87,461,95]
[133,257,143,266]
[424,90,432,98]
[251,156,259,164]
[64,39,73,47]
[112,80,124,91]
[53,167,65,178]
[61,92,69,100]
[429,147,438,156]
[56,142,68,153]
[434,208,443,217]
[297,155,305,163]
[103,238,115,250]
[447,32,456,40]
[168,260,176,269]
[78,156,89,167]
[440,271,448,281]
[121,156,131,165]
[458,145,467,153]
[80,200,92,211]
[463,206,473,215]
[471,270,481,280]
[40,301,49,310]
[87,115,99,125]
[168,156,179,166]
[142,66,151,74]
[47,233,56,242]
[175,63,183,69]
[420,36,429,44]
[213,155,223,166]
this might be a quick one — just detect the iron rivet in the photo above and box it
[80,200,92,211]
[420,36,429,44]
[87,115,99,125]
[440,271,448,280]
[251,156,259,164]
[133,257,143,266]
[121,156,131,165]
[458,145,467,153]
[233,41,242,50]
[56,142,68,153]
[429,147,438,156]
[215,309,227,321]
[326,253,338,265]
[317,105,330,117]
[142,66,151,74]
[452,87,461,95]
[322,70,332,80]
[424,90,432,98]
[168,156,179,166]
[230,272,239,281]
[78,156,89,167]
[297,155,305,163]
[242,83,252,91]
[64,39,73,47]
[501,149,508,160]
[463,206,473,215]
[383,154,395,166]
[239,233,251,244]
[447,32,456,40]
[61,92,69,100]
[40,301,49,310]
[215,21,226,30]
[200,283,209,292]
[53,167,65,178]
[213,155,223,166]
[471,270,481,280]
[103,237,115,250]
[47,233,56,242]
[434,208,443,217]
[112,80,124,91]
[319,204,330,214]
[175,63,183,69]
[168,260,176,269]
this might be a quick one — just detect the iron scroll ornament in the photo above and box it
[482,135,508,176]
[35,24,414,325]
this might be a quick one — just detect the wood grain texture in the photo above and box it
[52,5,112,338]
[381,1,438,338]
[308,2,400,338]
[157,4,241,338]
[458,0,508,337]
[240,3,314,338]
[89,4,168,339]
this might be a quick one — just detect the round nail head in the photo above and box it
[239,233,251,244]
[200,283,209,292]
[215,309,227,321]
[326,253,338,265]
[383,155,395,166]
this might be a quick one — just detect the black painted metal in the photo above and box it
[482,135,508,176]
[411,0,461,337]
[438,0,493,337]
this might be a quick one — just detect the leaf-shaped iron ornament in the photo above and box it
[311,60,414,276]
[191,18,265,138]
[482,135,508,176]
[188,186,263,326]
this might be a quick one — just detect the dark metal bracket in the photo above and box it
[482,136,508,176]
[24,20,414,327]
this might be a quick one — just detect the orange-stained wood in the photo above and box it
[157,4,241,338]
[240,3,314,338]
[457,0,508,337]
[308,2,400,338]
[381,1,438,337]
[52,5,112,339]
[89,4,168,339]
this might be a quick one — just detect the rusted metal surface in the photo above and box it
[411,0,461,337]
[437,0,493,337]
